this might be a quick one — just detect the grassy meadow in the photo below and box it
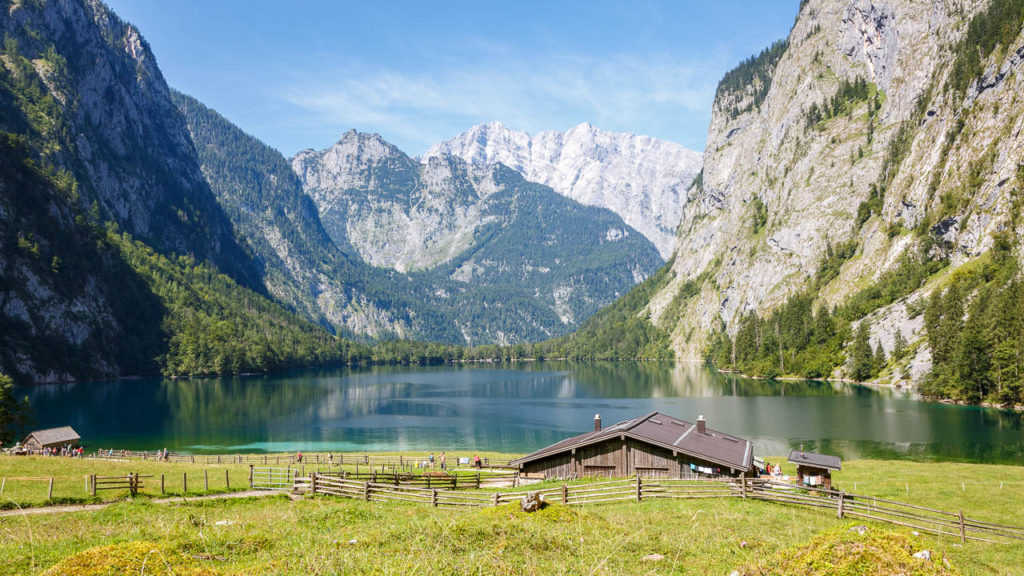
[0,454,1022,575]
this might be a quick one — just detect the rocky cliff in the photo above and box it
[173,94,424,340]
[649,0,1024,380]
[1,0,260,288]
[425,122,702,259]
[0,0,273,381]
[292,132,665,344]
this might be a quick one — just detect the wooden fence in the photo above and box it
[89,473,149,496]
[305,474,1024,543]
[87,450,514,469]
[747,480,1024,544]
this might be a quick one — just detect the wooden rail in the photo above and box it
[89,473,149,496]
[86,450,514,469]
[304,474,1023,543]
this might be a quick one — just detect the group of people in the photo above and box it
[315,451,484,470]
[42,444,82,457]
[423,452,483,469]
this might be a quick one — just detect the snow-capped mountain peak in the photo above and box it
[424,122,702,259]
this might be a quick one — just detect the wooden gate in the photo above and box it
[249,467,295,491]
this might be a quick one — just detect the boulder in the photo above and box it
[520,491,543,512]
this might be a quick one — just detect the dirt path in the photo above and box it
[0,489,287,518]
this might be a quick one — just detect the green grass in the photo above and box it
[1,455,1022,575]
[0,452,518,508]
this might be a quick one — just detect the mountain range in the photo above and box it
[0,0,680,381]
[424,122,702,259]
[602,0,1024,406]
[7,0,1023,408]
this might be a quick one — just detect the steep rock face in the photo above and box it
[0,138,164,383]
[292,132,664,344]
[652,0,1023,365]
[173,94,415,339]
[0,0,259,288]
[293,132,488,272]
[424,122,702,259]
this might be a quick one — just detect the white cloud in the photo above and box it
[277,48,724,155]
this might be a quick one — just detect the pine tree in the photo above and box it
[850,320,875,381]
[892,331,907,361]
[0,372,33,445]
[873,342,887,376]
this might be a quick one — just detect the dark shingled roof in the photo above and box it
[788,450,841,471]
[24,426,80,447]
[510,412,753,472]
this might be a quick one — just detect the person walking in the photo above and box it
[429,453,435,468]
[440,452,446,470]
[473,454,481,469]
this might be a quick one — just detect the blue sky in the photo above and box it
[106,1,798,156]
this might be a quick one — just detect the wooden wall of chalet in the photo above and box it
[521,437,746,480]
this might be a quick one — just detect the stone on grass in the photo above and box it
[913,550,931,560]
[641,553,664,562]
[520,491,543,512]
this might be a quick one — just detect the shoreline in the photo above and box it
[19,359,1024,412]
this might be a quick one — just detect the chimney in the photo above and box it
[800,443,805,458]
[594,414,602,432]
[696,415,706,435]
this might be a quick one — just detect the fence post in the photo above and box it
[493,492,500,506]
[636,475,642,502]
[741,476,747,499]
[85,474,89,494]
[48,477,54,500]
[364,481,370,501]
[432,488,438,507]
[959,511,966,543]
[249,465,254,488]
[225,469,230,490]
[183,472,188,493]
[311,473,318,495]
[161,474,165,494]
[476,472,480,489]
[0,477,5,494]
[562,484,568,504]
[91,474,96,497]
[837,491,845,519]
[204,469,209,491]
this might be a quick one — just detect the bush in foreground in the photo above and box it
[732,525,958,576]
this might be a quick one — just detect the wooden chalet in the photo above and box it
[788,449,841,490]
[22,426,80,452]
[510,412,753,480]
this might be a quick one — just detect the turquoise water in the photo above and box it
[18,362,1024,463]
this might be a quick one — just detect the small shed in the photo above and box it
[510,412,753,480]
[788,449,841,490]
[22,426,81,452]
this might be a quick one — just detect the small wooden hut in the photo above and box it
[22,426,80,452]
[788,449,841,490]
[510,412,753,480]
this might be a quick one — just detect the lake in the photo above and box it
[18,362,1024,463]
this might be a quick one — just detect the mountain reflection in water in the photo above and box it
[20,362,1023,463]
